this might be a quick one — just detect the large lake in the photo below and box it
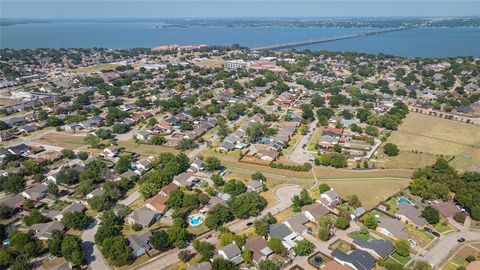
[1,22,479,57]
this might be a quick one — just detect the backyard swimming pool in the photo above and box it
[396,197,414,206]
[188,213,205,226]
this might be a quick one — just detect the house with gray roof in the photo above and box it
[47,202,86,221]
[218,243,243,265]
[31,221,65,240]
[284,213,310,235]
[377,217,408,240]
[125,206,160,228]
[352,238,394,259]
[127,231,153,257]
[302,203,330,223]
[332,248,376,270]
[396,204,426,228]
[21,184,48,201]
[269,223,303,251]
[246,180,263,193]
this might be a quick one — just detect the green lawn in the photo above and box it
[348,231,372,241]
[391,253,411,266]
[435,221,454,233]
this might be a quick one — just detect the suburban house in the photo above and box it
[87,187,104,199]
[127,231,153,257]
[317,189,341,207]
[432,200,461,218]
[47,202,86,221]
[302,203,330,223]
[284,213,310,235]
[396,204,427,228]
[246,180,263,193]
[173,172,198,187]
[332,248,377,270]
[218,243,244,265]
[144,182,179,213]
[125,206,160,228]
[244,235,273,265]
[269,223,303,250]
[377,217,408,240]
[30,221,65,240]
[22,184,48,201]
[103,144,120,158]
[352,238,394,259]
[189,159,204,172]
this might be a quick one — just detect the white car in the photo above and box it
[408,239,417,248]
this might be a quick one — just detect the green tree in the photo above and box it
[101,236,132,266]
[167,218,189,248]
[395,240,411,257]
[23,209,49,226]
[363,213,378,229]
[167,189,185,209]
[193,240,215,260]
[211,258,237,270]
[335,216,350,230]
[251,171,266,183]
[204,156,222,171]
[85,134,102,148]
[62,212,89,230]
[413,261,432,270]
[149,230,171,251]
[47,183,59,197]
[229,192,267,219]
[318,183,331,194]
[422,206,440,224]
[56,167,80,185]
[0,249,13,268]
[205,204,233,230]
[224,179,247,196]
[294,239,315,256]
[268,238,286,255]
[61,149,76,159]
[149,135,167,145]
[1,174,26,194]
[384,143,400,156]
[61,236,86,265]
[48,230,64,257]
[319,226,331,241]
[211,174,225,186]
[114,155,131,173]
[259,259,280,270]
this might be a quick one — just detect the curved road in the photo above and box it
[423,231,480,269]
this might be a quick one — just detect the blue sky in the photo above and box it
[1,1,479,19]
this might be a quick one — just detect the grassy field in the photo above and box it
[118,140,179,156]
[0,98,22,106]
[314,178,409,210]
[386,113,480,170]
[306,127,323,151]
[74,63,119,73]
[36,132,87,149]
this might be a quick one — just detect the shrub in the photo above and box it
[132,223,142,231]
[453,212,467,224]
[466,255,476,262]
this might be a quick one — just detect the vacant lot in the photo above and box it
[118,140,179,156]
[37,133,87,149]
[0,98,22,106]
[386,113,480,170]
[74,63,119,73]
[314,178,409,210]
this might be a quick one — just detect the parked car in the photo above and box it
[424,227,433,233]
[246,222,253,227]
[432,231,441,237]
[457,238,466,243]
[205,234,212,239]
[408,239,417,248]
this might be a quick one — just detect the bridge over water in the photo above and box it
[252,27,411,51]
